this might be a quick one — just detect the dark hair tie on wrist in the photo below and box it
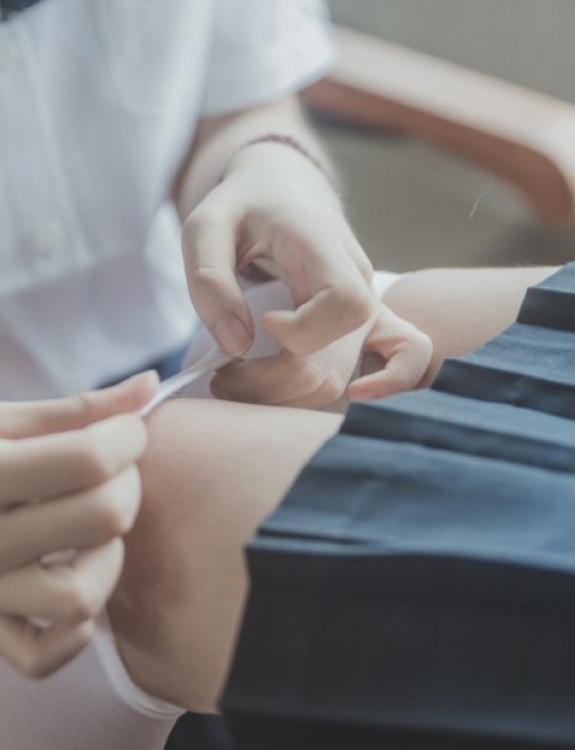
[237,134,341,198]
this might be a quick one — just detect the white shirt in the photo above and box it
[0,0,335,400]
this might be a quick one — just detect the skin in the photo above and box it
[176,97,430,407]
[109,264,558,712]
[0,29,516,692]
[0,96,430,681]
[110,399,341,712]
[0,372,157,678]
[0,90,560,697]
[0,99,430,682]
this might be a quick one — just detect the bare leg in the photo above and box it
[381,266,557,383]
[109,264,560,713]
[109,399,341,712]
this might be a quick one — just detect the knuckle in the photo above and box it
[187,264,225,292]
[91,472,141,537]
[334,285,373,327]
[74,438,116,485]
[404,327,433,363]
[94,496,131,538]
[57,574,98,622]
[57,393,97,430]
[186,264,238,311]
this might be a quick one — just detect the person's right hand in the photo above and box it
[0,371,157,679]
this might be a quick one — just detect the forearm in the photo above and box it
[175,96,335,221]
[381,266,559,384]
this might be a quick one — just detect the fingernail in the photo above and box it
[123,370,160,390]
[214,316,251,356]
[141,370,160,388]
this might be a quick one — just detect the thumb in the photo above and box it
[347,309,432,402]
[0,371,159,439]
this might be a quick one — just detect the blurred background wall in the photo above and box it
[320,0,575,271]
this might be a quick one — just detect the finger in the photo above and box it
[0,371,159,440]
[263,270,375,356]
[0,414,146,509]
[259,220,375,355]
[0,539,124,623]
[0,615,94,679]
[347,310,433,402]
[182,204,254,356]
[0,467,140,572]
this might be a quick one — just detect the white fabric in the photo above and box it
[92,613,183,721]
[181,271,402,408]
[0,0,335,400]
[1,615,181,750]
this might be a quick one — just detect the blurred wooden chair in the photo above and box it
[302,25,575,268]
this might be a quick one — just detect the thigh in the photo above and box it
[224,263,575,750]
[108,398,342,712]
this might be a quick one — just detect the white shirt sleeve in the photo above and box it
[200,0,336,115]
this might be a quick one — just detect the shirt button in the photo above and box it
[0,35,18,74]
[26,219,67,259]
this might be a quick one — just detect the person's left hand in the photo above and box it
[182,141,377,407]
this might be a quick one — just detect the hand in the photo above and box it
[347,303,433,402]
[182,142,375,370]
[209,281,432,409]
[0,372,157,679]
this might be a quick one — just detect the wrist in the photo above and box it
[223,134,341,205]
[244,135,336,187]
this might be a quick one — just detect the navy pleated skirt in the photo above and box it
[222,264,575,750]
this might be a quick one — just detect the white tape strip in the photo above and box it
[138,348,237,417]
